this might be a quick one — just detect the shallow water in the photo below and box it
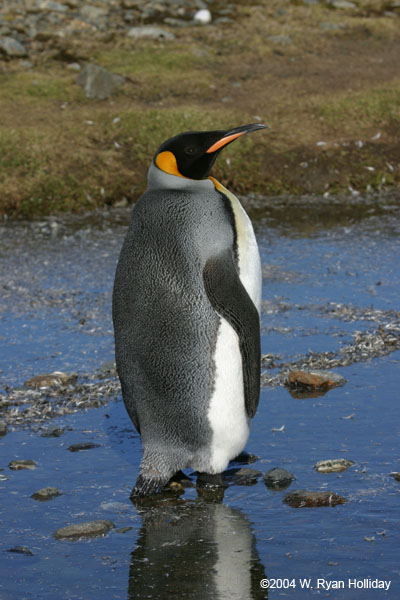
[0,194,399,599]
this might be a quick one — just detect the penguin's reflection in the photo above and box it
[128,495,268,600]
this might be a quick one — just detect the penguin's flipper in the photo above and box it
[203,250,260,418]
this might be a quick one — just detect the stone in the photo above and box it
[76,63,125,100]
[115,526,133,534]
[314,459,355,473]
[31,486,61,501]
[329,0,356,7]
[287,369,346,391]
[24,371,76,388]
[40,425,65,437]
[127,26,175,41]
[193,9,212,24]
[284,490,347,508]
[7,546,34,556]
[223,467,263,486]
[264,467,295,489]
[389,472,400,482]
[53,519,115,540]
[0,421,7,436]
[38,0,68,12]
[68,442,101,452]
[80,5,108,21]
[9,459,37,471]
[0,37,28,58]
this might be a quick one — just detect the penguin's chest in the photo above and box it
[205,184,261,473]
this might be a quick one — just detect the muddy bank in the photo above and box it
[1,0,400,216]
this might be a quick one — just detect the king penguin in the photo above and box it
[112,123,265,497]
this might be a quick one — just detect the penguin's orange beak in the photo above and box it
[205,123,266,154]
[206,131,246,153]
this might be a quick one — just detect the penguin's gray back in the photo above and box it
[113,182,238,476]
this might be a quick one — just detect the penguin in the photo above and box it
[112,123,265,497]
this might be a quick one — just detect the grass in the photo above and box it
[1,2,400,217]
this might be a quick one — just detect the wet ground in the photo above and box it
[0,193,399,599]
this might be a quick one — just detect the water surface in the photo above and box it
[0,194,399,599]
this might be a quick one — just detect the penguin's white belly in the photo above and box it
[206,317,250,473]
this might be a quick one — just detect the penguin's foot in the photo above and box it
[196,471,227,490]
[130,474,167,498]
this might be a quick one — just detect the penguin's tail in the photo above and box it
[131,474,168,498]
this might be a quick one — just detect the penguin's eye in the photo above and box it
[184,145,198,156]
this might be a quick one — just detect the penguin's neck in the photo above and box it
[147,162,216,192]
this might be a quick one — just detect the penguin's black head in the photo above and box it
[154,123,266,180]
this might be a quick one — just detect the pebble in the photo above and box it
[329,0,356,7]
[75,63,125,100]
[287,369,346,391]
[193,9,212,24]
[9,459,38,471]
[389,472,400,482]
[53,519,115,540]
[264,467,295,490]
[7,546,34,556]
[127,26,175,41]
[24,371,76,388]
[284,489,347,508]
[314,459,355,473]
[79,5,108,21]
[38,0,68,12]
[31,486,61,501]
[228,467,263,486]
[68,442,101,452]
[0,36,28,57]
[0,421,7,436]
[40,425,65,437]
[115,526,133,534]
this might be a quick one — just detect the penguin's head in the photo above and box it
[153,123,266,181]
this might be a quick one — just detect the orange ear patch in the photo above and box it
[155,151,185,177]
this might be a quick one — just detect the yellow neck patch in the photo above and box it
[155,151,185,178]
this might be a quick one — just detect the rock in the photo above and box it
[0,474,8,481]
[76,63,125,100]
[287,369,346,391]
[9,459,37,471]
[68,442,101,452]
[389,472,400,482]
[67,62,81,72]
[223,467,263,486]
[314,459,355,473]
[53,519,115,540]
[193,9,212,24]
[80,5,108,22]
[115,526,133,534]
[31,486,61,501]
[38,0,67,11]
[0,421,7,436]
[24,371,77,388]
[284,489,347,508]
[40,425,65,437]
[100,360,117,375]
[7,546,34,556]
[264,467,295,490]
[0,37,28,58]
[329,0,356,7]
[127,26,175,41]
[100,501,131,511]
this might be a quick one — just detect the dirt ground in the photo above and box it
[1,0,400,217]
